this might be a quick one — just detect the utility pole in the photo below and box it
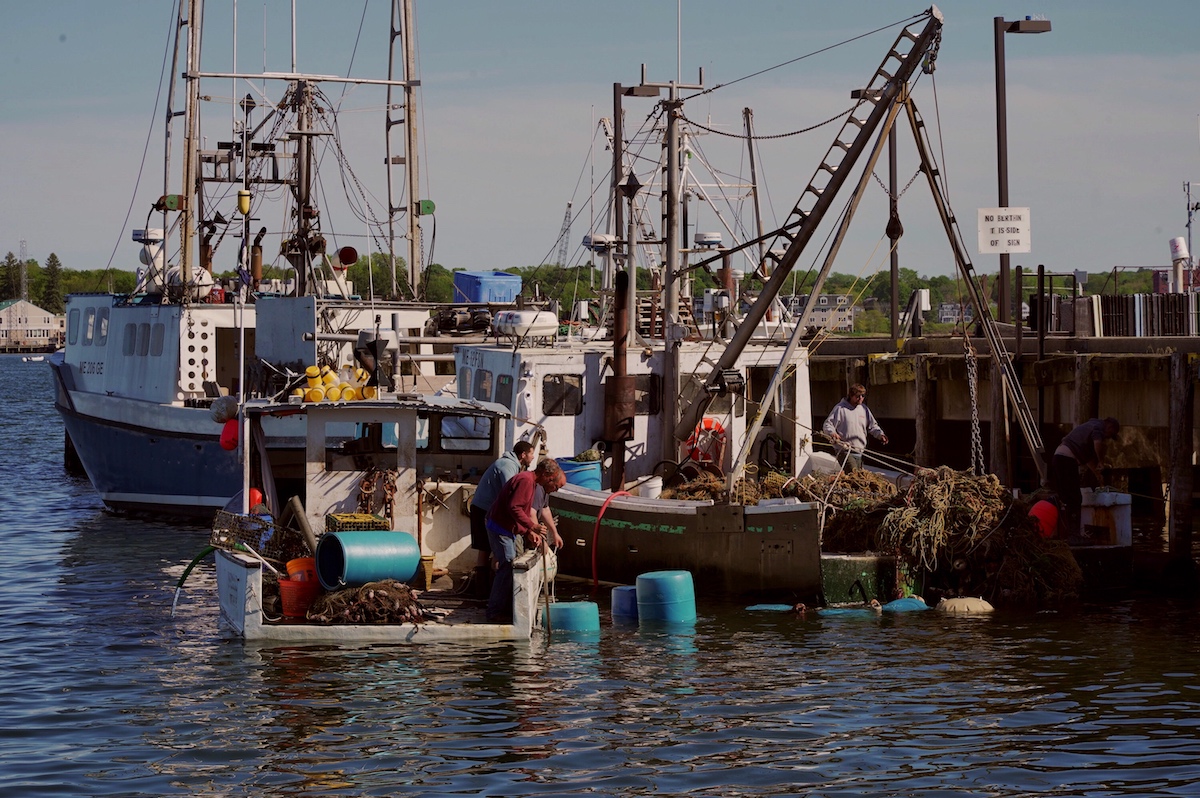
[637,66,703,466]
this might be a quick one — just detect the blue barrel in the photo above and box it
[746,603,796,612]
[636,570,697,623]
[545,601,601,632]
[556,457,601,490]
[316,530,420,590]
[881,597,929,612]
[611,585,639,622]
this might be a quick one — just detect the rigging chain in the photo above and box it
[963,336,985,476]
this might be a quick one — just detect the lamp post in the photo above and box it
[994,15,1050,324]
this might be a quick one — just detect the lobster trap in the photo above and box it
[211,510,312,564]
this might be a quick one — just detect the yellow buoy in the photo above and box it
[325,385,343,401]
[291,387,306,397]
[362,385,377,399]
[306,387,325,403]
[341,386,358,401]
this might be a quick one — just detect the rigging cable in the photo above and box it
[96,0,180,290]
[681,12,926,101]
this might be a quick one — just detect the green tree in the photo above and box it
[424,263,454,303]
[40,253,64,312]
[0,252,17,299]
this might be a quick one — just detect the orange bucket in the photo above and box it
[287,557,317,582]
[279,578,320,618]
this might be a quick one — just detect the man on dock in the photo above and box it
[468,441,535,597]
[485,459,566,623]
[822,383,888,471]
[1052,417,1120,539]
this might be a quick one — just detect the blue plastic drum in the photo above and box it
[635,570,697,623]
[545,601,601,632]
[555,457,602,490]
[316,530,420,590]
[611,585,639,622]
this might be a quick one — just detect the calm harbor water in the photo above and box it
[5,353,1200,797]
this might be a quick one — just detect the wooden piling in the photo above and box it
[1168,351,1194,557]
[914,354,936,468]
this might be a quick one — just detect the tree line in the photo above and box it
[0,248,1161,324]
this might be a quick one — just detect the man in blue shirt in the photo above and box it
[467,440,534,596]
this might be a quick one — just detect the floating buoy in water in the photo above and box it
[219,418,238,450]
[881,597,929,612]
[936,596,994,613]
[1029,500,1058,539]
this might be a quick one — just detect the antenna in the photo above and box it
[19,239,28,301]
[555,202,573,266]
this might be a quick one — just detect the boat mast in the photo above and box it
[180,0,204,283]
[385,0,421,299]
[161,2,189,281]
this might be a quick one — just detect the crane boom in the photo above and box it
[676,6,946,441]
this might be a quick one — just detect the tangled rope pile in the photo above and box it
[305,580,425,625]
[662,465,1082,607]
[823,466,1082,607]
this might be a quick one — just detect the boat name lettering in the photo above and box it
[80,361,104,375]
[461,349,487,369]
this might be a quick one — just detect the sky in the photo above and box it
[4,0,1200,287]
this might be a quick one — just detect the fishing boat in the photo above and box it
[442,10,955,599]
[47,0,464,517]
[212,392,557,643]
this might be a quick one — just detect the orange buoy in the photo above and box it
[249,487,264,508]
[1029,500,1058,538]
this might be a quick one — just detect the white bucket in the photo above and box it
[641,476,663,499]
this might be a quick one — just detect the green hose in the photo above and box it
[171,545,216,617]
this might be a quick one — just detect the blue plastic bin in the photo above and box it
[452,270,522,303]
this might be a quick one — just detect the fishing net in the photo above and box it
[662,465,1082,607]
[823,465,1082,607]
[306,580,426,625]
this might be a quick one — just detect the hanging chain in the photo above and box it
[872,168,922,202]
[964,337,984,476]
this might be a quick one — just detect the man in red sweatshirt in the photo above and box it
[484,459,566,623]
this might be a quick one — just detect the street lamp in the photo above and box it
[995,15,1051,324]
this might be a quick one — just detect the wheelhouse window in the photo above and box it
[458,367,472,400]
[150,323,166,357]
[95,307,110,346]
[68,309,79,345]
[82,308,96,346]
[495,374,514,409]
[473,369,493,402]
[440,414,493,451]
[122,323,137,356]
[543,374,583,416]
[137,323,151,357]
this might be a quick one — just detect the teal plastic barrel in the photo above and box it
[555,457,601,490]
[316,530,420,590]
[544,601,601,632]
[611,585,639,621]
[636,570,697,623]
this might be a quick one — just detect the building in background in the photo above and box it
[0,299,64,352]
